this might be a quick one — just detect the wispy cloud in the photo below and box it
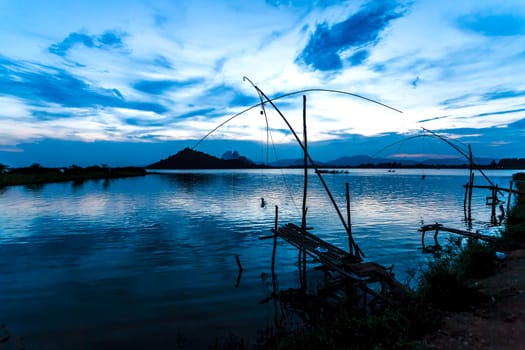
[472,108,525,118]
[457,12,525,37]
[175,108,217,120]
[297,0,407,71]
[49,30,125,56]
[442,89,525,108]
[389,153,461,159]
[418,115,449,123]
[0,0,524,166]
[0,56,167,114]
[483,89,525,101]
[133,78,204,95]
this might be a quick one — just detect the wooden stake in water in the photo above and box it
[491,185,498,225]
[272,205,278,292]
[272,205,279,327]
[346,182,353,256]
[507,180,514,215]
[300,95,307,290]
[463,181,469,221]
[467,145,474,222]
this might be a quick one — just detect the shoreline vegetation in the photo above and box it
[146,147,525,170]
[2,148,524,187]
[256,172,525,349]
[0,163,146,187]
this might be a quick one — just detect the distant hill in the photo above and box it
[268,155,482,168]
[146,148,258,169]
[147,148,520,169]
[221,150,254,164]
[496,158,525,169]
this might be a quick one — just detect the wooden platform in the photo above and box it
[419,223,497,252]
[273,223,406,296]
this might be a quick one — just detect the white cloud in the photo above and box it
[1,0,524,161]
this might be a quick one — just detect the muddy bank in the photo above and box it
[420,245,525,349]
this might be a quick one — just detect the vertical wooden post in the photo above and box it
[301,95,308,230]
[433,225,440,249]
[507,180,514,214]
[491,186,497,225]
[272,205,278,293]
[272,205,279,327]
[467,145,474,222]
[468,173,474,223]
[300,95,307,290]
[463,183,469,221]
[346,182,353,256]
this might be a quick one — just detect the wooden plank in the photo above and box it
[273,222,407,296]
[419,223,496,243]
[463,184,525,195]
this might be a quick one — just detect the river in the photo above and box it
[0,168,517,348]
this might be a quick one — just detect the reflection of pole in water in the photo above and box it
[498,204,505,225]
[272,205,280,327]
[491,186,498,225]
[507,180,514,215]
[234,254,243,288]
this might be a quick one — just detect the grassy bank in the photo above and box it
[260,172,525,349]
[0,164,146,187]
[499,172,525,246]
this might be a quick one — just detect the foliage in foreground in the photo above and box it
[417,172,525,313]
[270,191,525,349]
[270,295,440,350]
[212,172,525,349]
[0,164,146,186]
[265,237,506,349]
[416,239,497,311]
[497,172,525,248]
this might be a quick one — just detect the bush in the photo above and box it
[268,287,440,350]
[416,239,494,311]
[498,173,525,245]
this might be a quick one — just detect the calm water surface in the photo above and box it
[0,169,516,348]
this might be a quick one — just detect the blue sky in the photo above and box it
[0,0,524,167]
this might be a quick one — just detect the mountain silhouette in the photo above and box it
[146,147,257,169]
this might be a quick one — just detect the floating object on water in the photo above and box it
[261,272,268,281]
[495,251,506,260]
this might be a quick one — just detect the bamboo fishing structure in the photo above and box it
[242,76,366,260]
[462,181,524,225]
[188,78,523,332]
[239,80,407,313]
[419,223,497,252]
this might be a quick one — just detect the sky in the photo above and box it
[0,0,524,167]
